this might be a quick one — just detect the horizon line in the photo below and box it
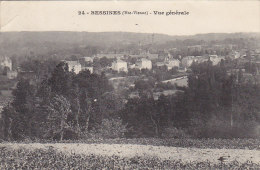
[1,31,260,37]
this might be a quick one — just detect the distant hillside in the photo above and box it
[186,32,260,41]
[0,31,259,57]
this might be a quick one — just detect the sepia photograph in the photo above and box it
[0,1,260,169]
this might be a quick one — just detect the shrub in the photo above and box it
[84,118,128,139]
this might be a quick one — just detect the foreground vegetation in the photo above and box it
[0,145,259,169]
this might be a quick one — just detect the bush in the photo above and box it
[84,118,128,139]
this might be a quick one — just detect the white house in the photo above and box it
[7,70,18,79]
[166,59,180,70]
[135,58,152,70]
[112,59,128,72]
[65,61,82,74]
[0,56,12,71]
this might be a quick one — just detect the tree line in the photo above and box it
[121,61,260,138]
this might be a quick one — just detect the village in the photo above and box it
[1,44,260,115]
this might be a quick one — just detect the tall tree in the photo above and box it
[11,79,37,139]
[46,95,72,141]
[48,62,74,97]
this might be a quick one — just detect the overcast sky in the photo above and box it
[1,1,260,35]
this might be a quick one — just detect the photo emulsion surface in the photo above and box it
[0,1,260,169]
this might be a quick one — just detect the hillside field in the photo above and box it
[1,141,260,169]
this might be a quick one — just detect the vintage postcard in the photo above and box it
[0,1,260,169]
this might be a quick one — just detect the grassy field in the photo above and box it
[1,142,259,169]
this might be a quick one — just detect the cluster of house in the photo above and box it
[63,57,94,74]
[228,49,260,60]
[156,55,181,71]
[114,58,153,72]
[64,57,153,74]
[64,53,227,74]
[0,56,12,70]
[181,55,225,67]
[0,56,17,79]
[111,54,225,73]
